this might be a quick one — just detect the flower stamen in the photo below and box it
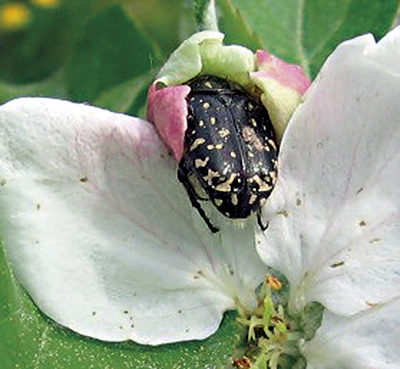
[237,275,322,369]
[266,275,282,291]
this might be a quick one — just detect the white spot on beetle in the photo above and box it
[218,128,230,138]
[253,175,272,192]
[210,117,216,125]
[190,138,206,151]
[268,139,277,151]
[203,170,220,184]
[249,194,257,204]
[203,102,210,109]
[215,173,238,192]
[214,198,223,206]
[231,194,238,206]
[242,126,264,151]
[195,157,210,168]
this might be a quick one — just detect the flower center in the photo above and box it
[235,274,324,369]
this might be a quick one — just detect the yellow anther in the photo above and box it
[0,3,31,31]
[266,275,282,291]
[31,0,61,8]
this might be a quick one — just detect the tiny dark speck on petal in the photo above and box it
[36,203,41,210]
[276,210,289,217]
[330,261,345,268]
[296,198,302,206]
[359,220,367,227]
[356,187,364,194]
[369,238,381,244]
[0,178,6,186]
[131,324,135,328]
[178,310,182,314]
[123,310,128,314]
[185,329,189,333]
[80,177,88,183]
[92,311,96,316]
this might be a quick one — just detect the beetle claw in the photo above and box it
[257,211,269,231]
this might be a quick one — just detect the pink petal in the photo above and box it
[255,50,311,94]
[148,84,191,161]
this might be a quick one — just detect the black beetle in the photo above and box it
[178,75,278,233]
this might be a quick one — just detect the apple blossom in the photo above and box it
[0,21,399,369]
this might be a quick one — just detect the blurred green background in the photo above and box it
[0,0,197,117]
[1,1,399,368]
[1,0,398,119]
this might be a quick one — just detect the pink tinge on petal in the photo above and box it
[255,50,311,94]
[148,84,191,161]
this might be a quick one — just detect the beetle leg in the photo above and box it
[257,210,269,231]
[177,166,219,233]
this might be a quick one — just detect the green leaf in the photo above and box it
[299,302,324,341]
[65,4,159,103]
[122,0,196,57]
[0,243,245,369]
[217,0,399,77]
[93,69,155,115]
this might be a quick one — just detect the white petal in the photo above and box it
[303,298,400,369]
[257,28,400,315]
[0,98,266,344]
